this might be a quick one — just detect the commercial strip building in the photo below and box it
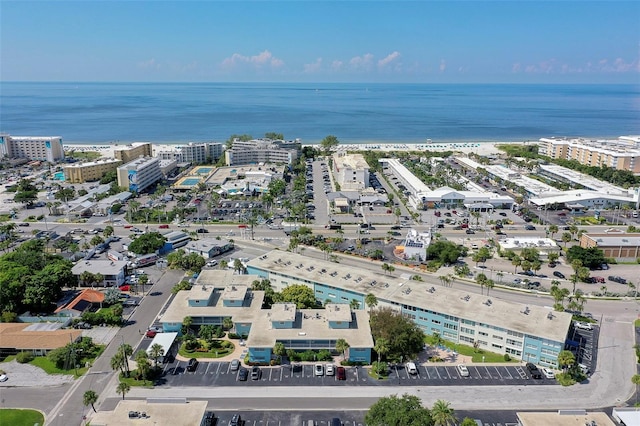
[160,270,374,363]
[160,231,191,252]
[113,143,152,164]
[580,233,640,262]
[498,237,561,258]
[116,157,162,194]
[0,323,82,357]
[380,158,513,210]
[62,158,122,183]
[539,135,640,173]
[156,142,224,164]
[225,138,300,166]
[0,134,65,163]
[183,238,234,258]
[246,250,572,368]
[516,410,616,426]
[332,153,370,191]
[89,400,209,426]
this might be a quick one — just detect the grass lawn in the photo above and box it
[424,335,514,363]
[635,319,640,327]
[0,409,45,426]
[178,340,235,359]
[119,372,155,388]
[30,357,88,377]
[65,151,102,161]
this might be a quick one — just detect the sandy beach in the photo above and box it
[63,140,521,160]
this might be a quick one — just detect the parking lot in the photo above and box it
[157,360,557,388]
[567,323,599,374]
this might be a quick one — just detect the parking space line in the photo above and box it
[445,366,454,379]
[423,366,431,379]
[204,362,212,375]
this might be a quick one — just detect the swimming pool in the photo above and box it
[194,167,213,175]
[181,178,201,186]
[53,171,65,181]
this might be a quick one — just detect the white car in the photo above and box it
[574,321,593,331]
[0,374,8,382]
[314,364,324,376]
[456,364,470,377]
[325,364,335,376]
[542,368,555,379]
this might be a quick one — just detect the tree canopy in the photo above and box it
[128,232,166,255]
[365,394,433,426]
[370,307,425,361]
[0,239,76,314]
[319,135,340,155]
[279,284,317,309]
[426,240,466,265]
[565,246,606,269]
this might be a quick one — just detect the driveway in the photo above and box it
[0,360,75,388]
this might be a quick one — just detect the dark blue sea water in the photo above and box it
[1,82,638,144]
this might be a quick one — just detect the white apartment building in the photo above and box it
[332,153,370,191]
[116,157,162,193]
[0,134,65,163]
[225,139,300,166]
[401,229,432,261]
[156,142,223,164]
[539,136,640,173]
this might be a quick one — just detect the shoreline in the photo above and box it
[63,140,525,159]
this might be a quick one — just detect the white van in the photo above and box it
[406,362,418,375]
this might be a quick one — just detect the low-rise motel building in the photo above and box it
[246,250,572,368]
[161,270,374,363]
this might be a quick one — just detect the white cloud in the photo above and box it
[439,59,446,72]
[221,50,284,69]
[378,51,401,68]
[304,58,323,73]
[512,63,521,73]
[349,53,374,71]
[330,60,343,72]
[138,58,160,69]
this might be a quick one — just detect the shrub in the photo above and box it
[503,353,511,362]
[16,351,34,363]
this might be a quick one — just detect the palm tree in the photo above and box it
[431,399,457,426]
[116,382,131,400]
[561,232,572,247]
[83,389,99,413]
[219,259,228,270]
[223,317,234,331]
[148,343,165,367]
[557,350,575,372]
[374,338,389,364]
[335,338,350,361]
[135,351,152,381]
[570,259,583,294]
[495,271,504,284]
[476,273,488,295]
[365,293,378,311]
[349,299,360,310]
[233,258,246,275]
[511,256,522,274]
[103,225,114,238]
[485,279,495,296]
[548,224,558,239]
[632,374,640,405]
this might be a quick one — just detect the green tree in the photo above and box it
[134,350,152,380]
[350,298,360,310]
[561,232,572,247]
[279,284,317,309]
[138,274,149,294]
[476,273,488,295]
[548,224,559,239]
[223,317,234,331]
[273,342,286,358]
[460,418,479,426]
[365,394,432,426]
[431,399,457,426]
[632,374,640,405]
[365,293,378,311]
[83,389,99,413]
[374,338,390,364]
[336,338,350,361]
[103,287,122,305]
[110,343,133,377]
[116,382,130,400]
[557,350,575,372]
[370,307,425,362]
[128,232,166,255]
[148,343,165,367]
[233,258,246,275]
[320,135,340,155]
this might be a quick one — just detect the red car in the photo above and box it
[145,329,157,338]
[434,211,441,217]
[119,285,130,292]
[159,224,169,229]
[337,366,346,381]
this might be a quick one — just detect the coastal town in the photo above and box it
[1,133,640,425]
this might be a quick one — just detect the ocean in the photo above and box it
[1,82,638,145]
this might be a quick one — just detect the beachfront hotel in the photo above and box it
[116,156,162,193]
[539,136,640,173]
[113,142,152,164]
[156,142,224,164]
[0,134,65,163]
[245,250,571,368]
[225,138,300,166]
[332,152,370,191]
[62,158,122,183]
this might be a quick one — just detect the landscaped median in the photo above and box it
[178,337,236,359]
[0,409,45,426]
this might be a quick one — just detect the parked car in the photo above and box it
[230,359,240,372]
[465,229,475,234]
[0,374,7,382]
[159,224,169,229]
[314,364,324,376]
[251,366,261,380]
[186,358,199,372]
[336,366,346,381]
[229,414,242,426]
[457,364,470,377]
[238,368,248,381]
[325,364,335,376]
[574,321,593,331]
[526,362,542,379]
[542,368,555,379]
[553,271,565,279]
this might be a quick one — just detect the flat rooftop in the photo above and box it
[516,411,615,426]
[89,399,208,426]
[72,259,127,275]
[334,153,369,170]
[205,164,284,187]
[247,250,572,343]
[585,233,640,246]
[161,271,264,324]
[247,307,373,349]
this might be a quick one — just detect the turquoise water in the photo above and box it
[181,178,201,186]
[2,82,638,143]
[195,167,213,174]
[53,171,65,181]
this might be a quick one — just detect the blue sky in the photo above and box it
[1,1,639,83]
